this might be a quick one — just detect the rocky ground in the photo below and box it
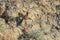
[0,0,60,40]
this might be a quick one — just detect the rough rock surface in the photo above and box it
[0,0,60,40]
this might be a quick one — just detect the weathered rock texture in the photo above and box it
[0,0,60,40]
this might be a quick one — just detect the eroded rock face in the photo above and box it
[0,0,60,40]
